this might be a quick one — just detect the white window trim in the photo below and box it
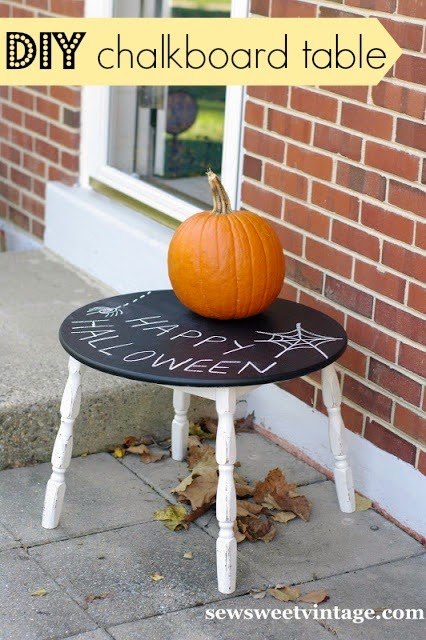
[80,0,249,220]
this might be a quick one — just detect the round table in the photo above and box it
[42,290,355,594]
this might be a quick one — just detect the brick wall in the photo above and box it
[0,0,83,239]
[244,0,425,472]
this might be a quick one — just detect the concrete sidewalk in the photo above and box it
[0,431,424,640]
[0,249,211,470]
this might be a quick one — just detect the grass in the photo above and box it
[164,88,226,178]
[162,2,229,178]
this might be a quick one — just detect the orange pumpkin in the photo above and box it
[168,170,285,320]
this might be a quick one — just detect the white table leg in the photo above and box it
[321,364,355,513]
[42,356,82,529]
[171,388,190,461]
[215,387,237,594]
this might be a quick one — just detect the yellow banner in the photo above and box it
[0,18,401,86]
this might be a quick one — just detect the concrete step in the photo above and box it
[0,249,211,469]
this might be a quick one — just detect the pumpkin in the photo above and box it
[167,170,285,320]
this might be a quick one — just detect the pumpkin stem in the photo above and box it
[207,169,233,214]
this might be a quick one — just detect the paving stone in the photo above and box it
[294,554,426,640]
[196,480,423,585]
[30,522,266,628]
[107,593,331,640]
[64,631,112,640]
[121,431,324,504]
[0,522,19,551]
[0,453,165,545]
[0,548,96,640]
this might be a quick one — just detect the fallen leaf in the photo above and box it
[127,443,169,464]
[177,469,218,510]
[237,515,276,542]
[234,520,246,543]
[268,585,300,602]
[271,511,297,524]
[30,588,48,597]
[150,572,164,581]
[298,590,329,604]
[123,436,142,448]
[84,592,113,603]
[141,450,168,464]
[153,504,188,530]
[236,500,264,517]
[187,444,216,471]
[112,447,126,458]
[235,411,255,432]
[355,494,373,512]
[127,443,150,455]
[254,469,311,521]
[252,591,267,599]
[183,551,193,559]
[172,473,196,494]
[234,472,255,497]
[184,502,214,523]
[189,422,216,440]
[187,435,202,448]
[81,452,88,458]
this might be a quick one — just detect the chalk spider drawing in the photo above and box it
[86,292,151,318]
[86,306,123,318]
[255,323,342,359]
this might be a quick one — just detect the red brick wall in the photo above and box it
[244,1,425,472]
[0,0,83,239]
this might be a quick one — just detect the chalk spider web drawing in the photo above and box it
[255,323,343,359]
[86,292,152,318]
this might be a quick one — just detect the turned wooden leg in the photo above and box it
[171,388,190,461]
[42,357,82,529]
[321,364,355,513]
[215,387,237,594]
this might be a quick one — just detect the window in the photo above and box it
[82,0,249,221]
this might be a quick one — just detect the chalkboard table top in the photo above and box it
[59,290,347,388]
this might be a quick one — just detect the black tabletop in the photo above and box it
[59,290,347,388]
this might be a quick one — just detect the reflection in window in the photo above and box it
[108,1,230,206]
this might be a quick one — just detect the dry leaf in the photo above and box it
[187,444,216,471]
[183,551,193,559]
[268,585,300,602]
[30,588,47,597]
[254,469,311,521]
[236,500,264,517]
[81,452,88,458]
[184,502,214,523]
[112,447,126,458]
[127,443,168,464]
[252,591,267,599]
[123,436,142,448]
[188,422,216,440]
[150,572,164,581]
[187,435,202,448]
[153,504,188,531]
[235,411,255,432]
[271,511,297,524]
[84,593,113,603]
[298,590,329,604]
[127,443,150,455]
[234,520,246,543]
[355,494,373,512]
[172,474,196,494]
[237,515,276,542]
[234,472,255,497]
[141,450,168,464]
[178,469,218,510]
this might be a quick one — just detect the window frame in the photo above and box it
[81,0,249,221]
